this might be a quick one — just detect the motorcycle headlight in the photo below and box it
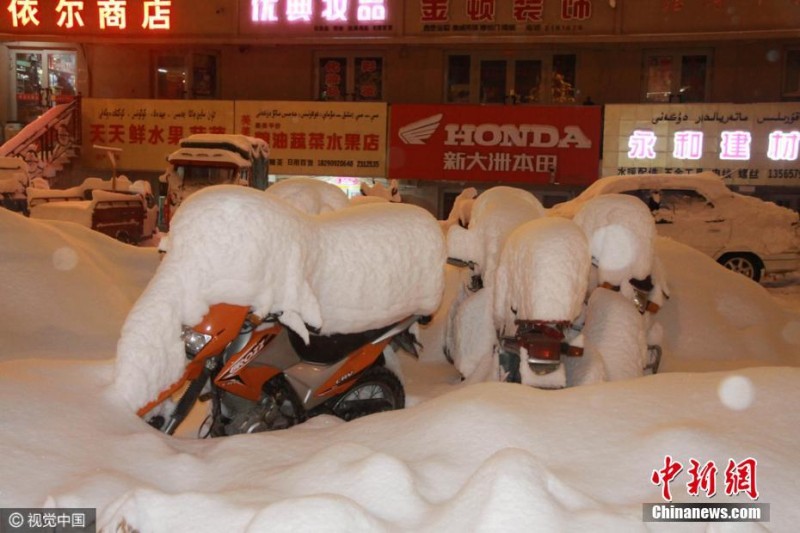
[182,326,211,358]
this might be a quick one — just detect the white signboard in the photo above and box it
[603,103,800,187]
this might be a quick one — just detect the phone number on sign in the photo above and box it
[767,169,800,179]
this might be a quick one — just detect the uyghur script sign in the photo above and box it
[603,103,800,186]
[81,98,235,171]
[235,101,388,177]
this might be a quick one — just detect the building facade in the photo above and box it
[2,0,800,213]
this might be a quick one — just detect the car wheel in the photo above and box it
[718,253,763,282]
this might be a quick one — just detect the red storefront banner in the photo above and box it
[388,104,601,184]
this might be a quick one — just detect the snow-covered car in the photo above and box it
[548,172,800,282]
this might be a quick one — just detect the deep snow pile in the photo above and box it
[0,208,160,359]
[656,239,800,371]
[266,176,350,214]
[446,186,545,285]
[3,359,799,532]
[2,204,800,532]
[573,194,656,288]
[439,186,477,232]
[360,178,401,202]
[114,185,445,411]
[493,217,590,332]
[447,190,659,386]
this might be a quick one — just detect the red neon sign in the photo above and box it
[6,0,171,30]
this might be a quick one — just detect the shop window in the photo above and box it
[154,52,219,99]
[515,60,542,104]
[192,54,218,99]
[11,48,77,124]
[644,51,710,103]
[480,60,507,104]
[447,55,471,103]
[552,54,576,104]
[317,53,384,101]
[782,48,800,100]
[445,53,576,105]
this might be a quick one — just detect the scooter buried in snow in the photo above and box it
[496,319,585,387]
[138,303,423,436]
[495,276,664,389]
[496,316,660,389]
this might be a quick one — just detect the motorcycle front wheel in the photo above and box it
[331,366,405,422]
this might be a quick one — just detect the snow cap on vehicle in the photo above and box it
[446,186,545,287]
[573,194,656,288]
[493,217,590,331]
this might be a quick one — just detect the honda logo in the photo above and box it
[398,113,443,145]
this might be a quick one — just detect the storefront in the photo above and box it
[388,103,603,214]
[4,1,800,211]
[603,103,800,210]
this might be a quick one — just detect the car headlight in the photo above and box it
[181,326,211,358]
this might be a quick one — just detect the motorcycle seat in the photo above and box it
[286,322,399,365]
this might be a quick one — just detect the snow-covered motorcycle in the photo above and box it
[138,303,422,437]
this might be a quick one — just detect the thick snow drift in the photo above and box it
[494,217,590,331]
[446,186,545,286]
[266,176,350,214]
[1,203,800,532]
[114,185,445,411]
[573,193,656,287]
[0,208,160,359]
[439,186,477,232]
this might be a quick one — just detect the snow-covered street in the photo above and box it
[1,187,799,531]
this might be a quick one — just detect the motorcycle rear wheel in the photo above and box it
[331,366,405,421]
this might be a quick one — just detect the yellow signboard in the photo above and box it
[81,99,234,172]
[235,101,388,177]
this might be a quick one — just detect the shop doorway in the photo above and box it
[11,48,77,124]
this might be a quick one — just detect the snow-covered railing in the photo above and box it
[0,96,81,184]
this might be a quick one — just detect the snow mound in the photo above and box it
[447,286,495,380]
[582,288,648,382]
[573,194,656,287]
[113,185,445,411]
[655,237,800,371]
[447,186,545,286]
[3,302,800,533]
[494,217,590,330]
[312,202,446,334]
[349,194,390,205]
[360,179,401,202]
[439,187,477,232]
[266,177,350,214]
[0,208,159,359]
